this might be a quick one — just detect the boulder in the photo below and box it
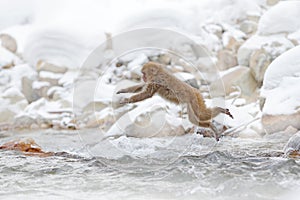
[258,1,300,35]
[261,46,300,133]
[36,60,68,73]
[237,34,294,67]
[240,20,257,34]
[210,66,258,100]
[104,97,185,138]
[0,33,17,53]
[284,131,300,157]
[217,49,237,70]
[249,48,271,86]
[22,77,40,103]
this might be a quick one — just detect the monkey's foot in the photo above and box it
[119,98,130,105]
[225,108,234,119]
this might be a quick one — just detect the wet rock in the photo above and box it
[0,33,17,53]
[0,139,53,157]
[284,131,300,158]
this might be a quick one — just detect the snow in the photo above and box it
[261,46,300,115]
[0,46,21,67]
[0,64,36,91]
[39,71,63,80]
[32,81,50,90]
[258,1,300,35]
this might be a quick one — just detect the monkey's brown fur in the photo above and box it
[117,62,233,140]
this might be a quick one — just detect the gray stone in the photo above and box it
[0,33,17,53]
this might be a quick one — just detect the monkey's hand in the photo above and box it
[116,89,126,94]
[225,109,234,119]
[119,98,130,105]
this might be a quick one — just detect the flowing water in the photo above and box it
[0,129,300,200]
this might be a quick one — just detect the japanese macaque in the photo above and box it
[117,62,233,140]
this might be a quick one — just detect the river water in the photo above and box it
[0,129,300,200]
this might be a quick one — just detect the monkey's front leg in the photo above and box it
[116,84,145,94]
[119,83,159,104]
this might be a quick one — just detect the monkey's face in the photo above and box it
[142,72,147,82]
[141,62,161,82]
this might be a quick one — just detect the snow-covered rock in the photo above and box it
[23,28,106,69]
[0,87,28,124]
[104,96,185,138]
[261,46,300,133]
[0,46,21,69]
[258,1,300,35]
[36,60,68,73]
[237,34,294,67]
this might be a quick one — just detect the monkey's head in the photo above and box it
[141,62,162,82]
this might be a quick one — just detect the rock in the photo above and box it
[237,34,294,67]
[104,97,185,138]
[0,33,17,53]
[32,81,51,98]
[284,131,300,157]
[217,49,237,70]
[266,0,279,6]
[0,139,53,157]
[258,1,300,35]
[249,48,271,86]
[240,20,257,34]
[224,36,243,53]
[36,60,68,73]
[22,77,40,103]
[262,113,300,134]
[210,66,258,100]
[0,107,16,124]
[261,46,300,133]
[13,115,36,129]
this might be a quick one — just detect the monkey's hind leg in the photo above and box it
[198,121,220,141]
